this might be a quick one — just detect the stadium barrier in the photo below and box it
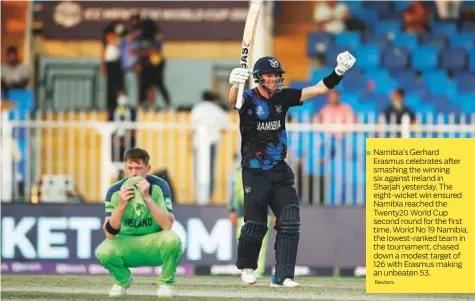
[2,110,474,205]
[1,203,364,276]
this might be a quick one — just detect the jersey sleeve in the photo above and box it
[237,89,254,114]
[104,188,118,217]
[149,176,174,213]
[283,88,303,109]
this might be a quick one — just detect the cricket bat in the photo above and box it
[235,1,262,110]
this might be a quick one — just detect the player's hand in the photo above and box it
[119,186,134,207]
[137,179,151,198]
[229,211,238,226]
[334,51,356,76]
[229,67,249,87]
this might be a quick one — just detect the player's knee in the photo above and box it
[276,204,300,236]
[240,221,268,241]
[161,231,182,252]
[95,241,115,263]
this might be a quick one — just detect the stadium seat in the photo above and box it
[453,93,475,106]
[335,32,361,50]
[441,47,468,71]
[355,45,381,69]
[405,93,422,108]
[351,9,379,26]
[421,34,447,50]
[340,92,360,107]
[394,1,412,11]
[432,22,458,36]
[382,46,409,71]
[364,69,390,81]
[307,32,333,57]
[391,71,416,86]
[342,69,366,92]
[459,99,475,113]
[379,10,400,21]
[450,33,475,51]
[461,21,475,33]
[374,21,401,35]
[411,46,439,71]
[364,33,389,47]
[310,68,332,84]
[341,0,362,10]
[470,49,475,71]
[392,33,419,51]
[365,1,392,11]
[423,70,448,85]
[455,72,475,92]
[372,78,398,95]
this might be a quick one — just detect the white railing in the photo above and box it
[1,110,474,205]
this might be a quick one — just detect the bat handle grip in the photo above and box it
[235,83,245,110]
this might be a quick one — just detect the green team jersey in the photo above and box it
[104,174,173,236]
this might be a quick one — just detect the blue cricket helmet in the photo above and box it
[252,56,285,93]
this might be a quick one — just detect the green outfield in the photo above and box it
[1,275,473,301]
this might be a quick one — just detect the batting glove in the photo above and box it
[229,67,249,87]
[335,51,356,76]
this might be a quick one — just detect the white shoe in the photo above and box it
[241,268,257,285]
[109,284,127,297]
[157,284,173,298]
[270,277,301,288]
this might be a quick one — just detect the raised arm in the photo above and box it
[300,51,356,102]
[228,68,249,108]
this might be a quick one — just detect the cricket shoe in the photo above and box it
[157,284,173,298]
[109,276,133,297]
[241,268,257,285]
[269,275,301,288]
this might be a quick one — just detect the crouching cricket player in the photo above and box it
[96,147,182,298]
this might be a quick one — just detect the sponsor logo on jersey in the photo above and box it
[244,186,251,193]
[257,120,281,131]
[256,106,264,116]
[275,105,282,113]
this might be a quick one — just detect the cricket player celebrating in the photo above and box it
[228,51,356,287]
[96,147,182,298]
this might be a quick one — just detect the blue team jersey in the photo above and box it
[238,88,302,170]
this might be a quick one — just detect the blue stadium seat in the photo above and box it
[441,47,468,71]
[372,78,398,95]
[391,71,417,86]
[432,22,458,36]
[339,92,360,107]
[364,34,389,47]
[342,69,366,92]
[394,1,412,11]
[421,34,447,50]
[411,46,439,71]
[404,81,429,95]
[461,21,475,33]
[325,45,348,64]
[455,72,475,93]
[365,1,392,11]
[310,68,332,84]
[364,69,390,81]
[405,93,422,108]
[450,33,475,51]
[335,32,361,49]
[355,45,381,69]
[423,70,448,85]
[374,21,401,35]
[307,32,333,57]
[470,49,475,71]
[351,9,379,26]
[392,33,418,51]
[341,0,363,10]
[459,99,475,113]
[379,10,400,21]
[382,46,409,71]
[453,93,475,106]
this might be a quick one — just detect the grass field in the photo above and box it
[2,275,474,301]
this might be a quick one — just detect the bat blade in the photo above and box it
[235,1,261,110]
